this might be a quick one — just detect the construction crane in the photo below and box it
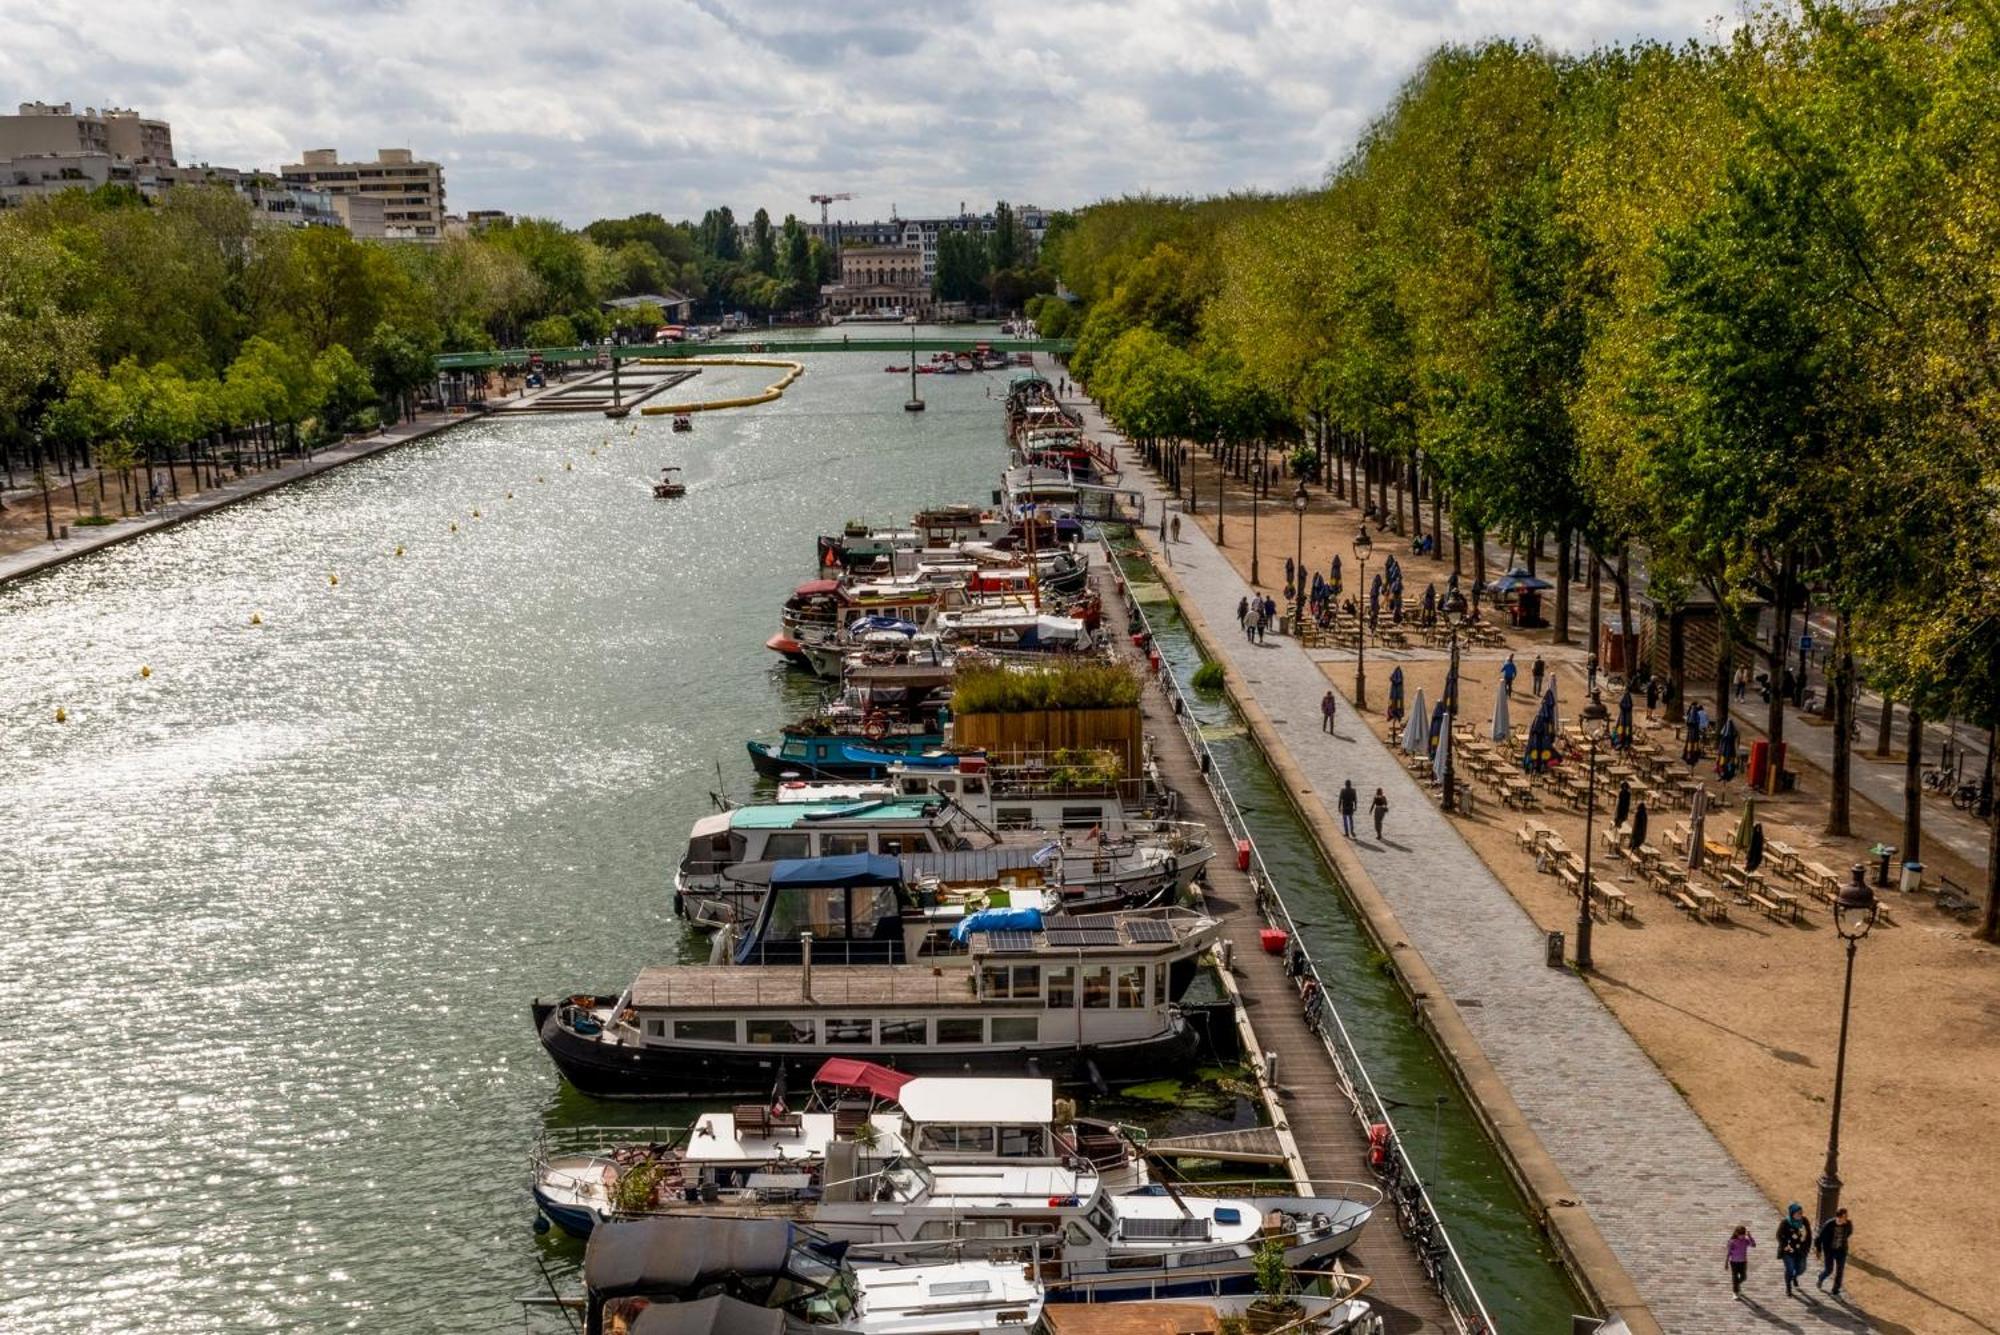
[810,192,854,226]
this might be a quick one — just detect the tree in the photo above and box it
[751,209,777,276]
[313,344,376,435]
[525,314,579,348]
[991,201,1023,272]
[366,322,436,423]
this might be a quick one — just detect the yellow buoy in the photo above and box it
[505,491,514,500]
[472,508,481,519]
[536,475,545,483]
[395,544,405,557]
[250,612,262,625]
[140,665,151,678]
[55,706,67,723]
[329,573,339,587]
[565,462,573,471]
[449,522,459,533]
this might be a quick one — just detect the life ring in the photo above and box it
[863,712,890,741]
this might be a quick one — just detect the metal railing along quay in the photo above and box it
[1106,535,1499,1335]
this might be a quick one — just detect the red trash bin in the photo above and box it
[1235,839,1252,871]
[1260,928,1289,955]
[1748,739,1770,789]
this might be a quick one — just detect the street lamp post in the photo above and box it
[1817,867,1879,1226]
[1250,447,1262,586]
[1576,689,1611,970]
[1291,481,1308,631]
[1353,525,1373,710]
[1440,588,1469,812]
[1214,437,1225,545]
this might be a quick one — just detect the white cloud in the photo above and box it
[1,0,1735,225]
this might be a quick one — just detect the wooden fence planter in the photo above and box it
[952,706,1142,778]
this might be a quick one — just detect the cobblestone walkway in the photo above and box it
[1076,392,1874,1334]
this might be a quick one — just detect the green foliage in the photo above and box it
[1191,661,1227,692]
[313,344,376,434]
[524,314,579,348]
[1046,748,1123,790]
[951,662,1142,714]
[609,1160,665,1214]
[1252,1237,1291,1298]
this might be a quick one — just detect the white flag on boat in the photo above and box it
[1031,841,1061,866]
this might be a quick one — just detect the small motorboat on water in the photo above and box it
[653,467,687,499]
[672,414,694,432]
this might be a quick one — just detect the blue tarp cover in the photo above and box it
[951,906,1044,943]
[768,854,904,886]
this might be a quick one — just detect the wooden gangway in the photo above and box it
[1142,1127,1288,1165]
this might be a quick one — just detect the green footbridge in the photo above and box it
[435,337,1074,372]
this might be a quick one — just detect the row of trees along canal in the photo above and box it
[0,190,1054,526]
[1028,1,2000,939]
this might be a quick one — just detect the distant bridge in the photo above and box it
[434,337,1074,372]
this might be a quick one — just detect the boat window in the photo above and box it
[961,777,985,796]
[981,964,1041,1000]
[1089,1200,1116,1237]
[935,1017,984,1044]
[991,1016,1038,1044]
[824,1018,872,1044]
[1062,806,1105,827]
[821,832,870,857]
[980,965,1009,998]
[918,1125,996,1155]
[645,1019,667,1038]
[1117,967,1146,1008]
[1065,1221,1096,1247]
[746,1018,816,1045]
[994,807,1035,830]
[1017,1218,1058,1236]
[673,1019,738,1043]
[1045,968,1074,1009]
[764,832,811,861]
[999,1126,1046,1157]
[1081,966,1112,1009]
[877,1019,926,1045]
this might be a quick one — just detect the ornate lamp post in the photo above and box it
[1817,867,1879,1226]
[1213,436,1225,545]
[1291,481,1309,631]
[1576,689,1611,969]
[1440,587,1469,812]
[1352,525,1373,709]
[1250,447,1263,586]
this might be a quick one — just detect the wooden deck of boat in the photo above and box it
[1099,562,1455,1334]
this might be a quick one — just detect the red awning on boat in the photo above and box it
[810,1058,914,1102]
[793,579,841,595]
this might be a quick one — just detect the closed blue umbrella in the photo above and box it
[1442,662,1459,716]
[1614,688,1634,750]
[1523,686,1558,773]
[1389,666,1406,720]
[1428,698,1448,756]
[1717,717,1740,781]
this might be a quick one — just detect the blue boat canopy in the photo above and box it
[768,854,904,886]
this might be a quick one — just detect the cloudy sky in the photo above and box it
[5,0,1737,226]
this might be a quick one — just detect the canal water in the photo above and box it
[0,331,1566,1331]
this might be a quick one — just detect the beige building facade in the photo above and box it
[0,101,174,163]
[282,147,445,241]
[823,244,930,318]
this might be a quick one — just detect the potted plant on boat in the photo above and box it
[1247,1236,1302,1333]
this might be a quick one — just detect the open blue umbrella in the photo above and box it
[1487,566,1554,595]
[1523,686,1558,773]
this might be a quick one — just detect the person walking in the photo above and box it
[1370,788,1388,840]
[1170,514,1181,543]
[1531,654,1546,698]
[1815,1208,1852,1296]
[1734,663,1750,701]
[1501,653,1518,695]
[1321,690,1337,734]
[1237,595,1250,636]
[1337,780,1358,837]
[1645,675,1660,721]
[1726,1224,1756,1299]
[1777,1204,1811,1297]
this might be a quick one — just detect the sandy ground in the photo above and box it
[1168,447,2000,1335]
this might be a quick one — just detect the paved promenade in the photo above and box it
[1070,393,1874,1332]
[0,409,477,586]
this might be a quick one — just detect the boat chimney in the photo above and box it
[800,931,814,1000]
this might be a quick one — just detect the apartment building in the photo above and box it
[282,147,446,241]
[0,101,174,163]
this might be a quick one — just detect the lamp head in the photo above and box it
[1353,526,1372,563]
[1581,689,1611,741]
[1293,481,1308,514]
[1443,587,1469,626]
[1835,866,1879,940]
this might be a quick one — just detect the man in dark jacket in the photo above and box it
[1337,780,1358,837]
[1815,1208,1853,1295]
[1777,1203,1811,1296]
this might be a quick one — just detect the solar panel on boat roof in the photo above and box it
[1124,918,1175,942]
[985,931,1037,954]
[1043,926,1120,948]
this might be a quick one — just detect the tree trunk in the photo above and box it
[1586,547,1602,672]
[1981,788,1999,944]
[1407,454,1421,538]
[1552,522,1572,642]
[1429,467,1442,551]
[1715,638,1733,728]
[1615,548,1637,687]
[1903,709,1924,862]
[1827,615,1853,837]
[1765,549,1794,787]
[1451,521,1462,579]
[1471,526,1487,616]
[1668,608,1687,708]
[1875,694,1895,757]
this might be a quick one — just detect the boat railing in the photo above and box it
[1106,534,1498,1335]
[1159,1177,1386,1211]
[633,971,980,1007]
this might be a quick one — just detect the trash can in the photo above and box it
[1872,844,1896,888]
[1545,930,1566,969]
[1901,861,1924,893]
